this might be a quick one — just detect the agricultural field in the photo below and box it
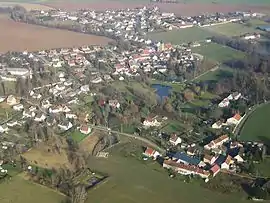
[194,66,234,82]
[148,27,213,44]
[0,175,64,203]
[0,16,111,53]
[86,143,251,203]
[192,43,246,62]
[239,103,270,141]
[204,22,261,37]
[0,2,53,11]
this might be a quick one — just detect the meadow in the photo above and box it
[192,42,246,62]
[148,27,213,44]
[86,144,251,203]
[239,103,270,141]
[204,22,261,37]
[0,175,64,203]
[194,66,234,82]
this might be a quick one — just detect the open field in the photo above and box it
[192,43,246,62]
[23,144,72,169]
[0,175,64,203]
[194,66,234,82]
[79,130,101,154]
[43,0,270,15]
[204,23,262,37]
[0,16,111,53]
[148,27,213,44]
[239,103,270,141]
[0,2,53,11]
[86,144,251,203]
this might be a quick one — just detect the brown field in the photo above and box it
[0,2,53,11]
[46,1,270,16]
[0,16,112,53]
[79,130,101,155]
[23,144,72,169]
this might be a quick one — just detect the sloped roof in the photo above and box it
[171,152,200,166]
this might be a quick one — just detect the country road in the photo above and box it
[89,124,166,154]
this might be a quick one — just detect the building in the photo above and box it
[143,117,161,127]
[218,98,230,108]
[6,95,18,106]
[221,155,233,170]
[257,25,270,32]
[143,147,160,159]
[13,104,24,111]
[169,133,182,146]
[204,135,229,150]
[210,164,220,177]
[163,160,210,179]
[211,121,223,129]
[80,125,91,135]
[226,113,242,125]
[204,154,218,165]
[171,152,201,166]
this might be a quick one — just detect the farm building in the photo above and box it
[257,25,270,32]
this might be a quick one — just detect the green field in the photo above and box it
[204,23,262,37]
[70,130,88,142]
[87,147,251,203]
[194,66,234,82]
[240,103,270,141]
[0,175,64,203]
[148,27,213,44]
[192,43,246,62]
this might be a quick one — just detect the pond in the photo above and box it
[151,84,172,100]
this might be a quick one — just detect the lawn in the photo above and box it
[0,175,64,203]
[204,22,261,37]
[148,27,213,44]
[239,103,270,141]
[70,130,89,142]
[192,43,246,62]
[194,66,235,82]
[255,158,270,178]
[161,120,185,133]
[86,149,251,203]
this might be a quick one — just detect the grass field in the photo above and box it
[148,27,213,44]
[0,175,64,203]
[0,2,53,10]
[192,43,246,62]
[70,130,89,142]
[239,103,270,141]
[0,15,111,53]
[204,22,261,37]
[194,66,234,82]
[86,145,251,203]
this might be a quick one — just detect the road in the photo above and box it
[89,124,166,154]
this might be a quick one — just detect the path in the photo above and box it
[89,124,166,154]
[191,65,219,81]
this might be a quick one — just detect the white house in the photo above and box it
[0,125,8,133]
[218,98,230,108]
[58,122,73,131]
[226,113,242,125]
[211,121,223,129]
[23,110,36,118]
[6,95,18,106]
[34,114,46,122]
[143,117,161,127]
[7,121,18,127]
[221,155,233,170]
[66,113,77,119]
[204,135,229,150]
[143,147,160,159]
[169,134,182,146]
[234,155,244,163]
[13,104,24,111]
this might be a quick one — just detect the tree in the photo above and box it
[71,185,87,203]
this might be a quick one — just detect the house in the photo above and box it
[226,113,242,125]
[23,110,36,118]
[234,154,244,163]
[80,125,91,135]
[66,113,77,119]
[143,147,160,159]
[6,95,18,106]
[163,160,210,179]
[221,155,233,170]
[58,122,73,131]
[13,104,24,111]
[187,147,197,156]
[0,96,6,103]
[0,125,8,133]
[109,100,121,109]
[80,85,90,93]
[34,114,46,122]
[204,135,229,150]
[7,121,18,127]
[210,164,220,177]
[228,92,241,101]
[171,152,200,166]
[203,154,218,165]
[211,121,223,129]
[143,117,161,127]
[218,98,230,108]
[169,133,182,146]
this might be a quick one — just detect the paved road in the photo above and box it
[89,124,166,154]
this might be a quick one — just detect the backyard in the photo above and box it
[148,27,213,44]
[239,103,270,141]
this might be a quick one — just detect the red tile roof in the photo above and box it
[210,164,220,173]
[144,147,155,156]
